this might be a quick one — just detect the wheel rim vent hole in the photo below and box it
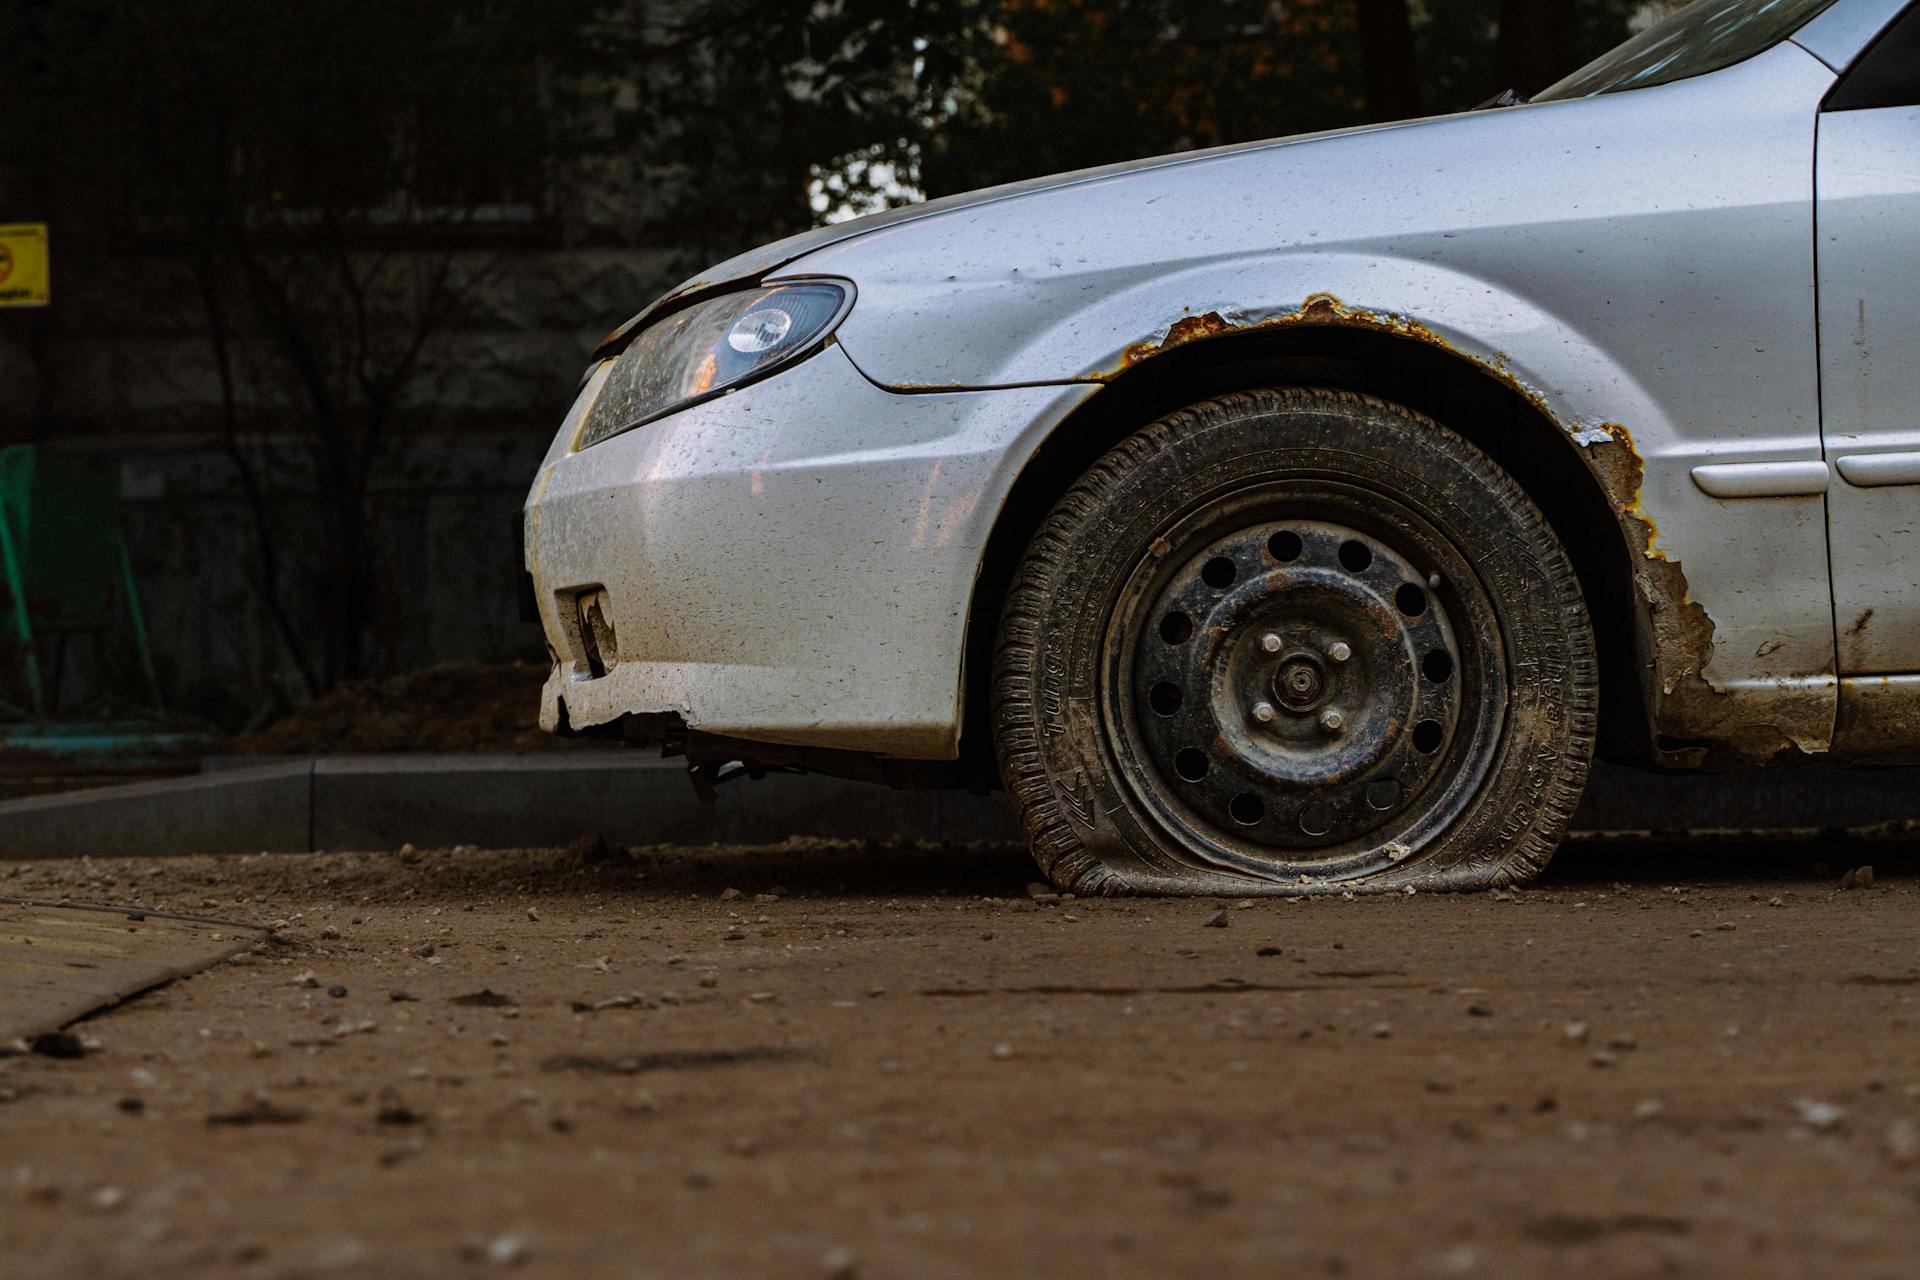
[1175,748,1210,781]
[1422,649,1454,683]
[1338,540,1373,573]
[1395,583,1427,617]
[1412,719,1444,754]
[1201,556,1237,589]
[1229,793,1265,826]
[1149,682,1183,716]
[1159,611,1193,645]
[1267,530,1303,563]
[1365,779,1401,811]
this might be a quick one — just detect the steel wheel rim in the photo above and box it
[1102,478,1508,882]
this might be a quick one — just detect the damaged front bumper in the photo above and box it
[522,343,1093,760]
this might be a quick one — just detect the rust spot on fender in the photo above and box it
[1574,407,1825,766]
[1105,294,1569,432]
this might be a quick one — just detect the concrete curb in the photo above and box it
[0,754,1021,859]
[0,754,1914,860]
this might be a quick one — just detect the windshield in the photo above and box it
[1533,0,1839,100]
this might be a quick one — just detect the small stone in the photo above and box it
[389,990,419,1003]
[1203,910,1229,929]
[320,926,342,940]
[1633,1098,1667,1121]
[1370,1023,1392,1038]
[1840,866,1875,890]
[1563,1022,1590,1045]
[821,1245,859,1280]
[1793,1098,1845,1131]
[327,985,348,999]
[979,931,995,941]
[991,1043,1015,1059]
[1608,1034,1638,1052]
[720,887,742,901]
[90,1186,126,1212]
[291,970,320,988]
[486,1234,528,1267]
[525,907,540,922]
[565,832,614,863]
[1467,1003,1493,1018]
[1887,1117,1919,1166]
[1589,1052,1616,1068]
[29,1031,87,1059]
[375,1088,424,1126]
[450,990,514,1008]
[723,930,747,941]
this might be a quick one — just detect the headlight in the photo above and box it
[573,281,851,451]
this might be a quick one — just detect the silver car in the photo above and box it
[523,0,1920,894]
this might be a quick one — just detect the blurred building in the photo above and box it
[0,4,708,725]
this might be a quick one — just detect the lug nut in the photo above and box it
[1328,641,1352,663]
[1260,633,1283,654]
[1252,701,1276,724]
[1319,708,1345,734]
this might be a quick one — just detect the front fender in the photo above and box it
[780,42,1839,762]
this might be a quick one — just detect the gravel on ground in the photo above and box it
[3,833,1917,1279]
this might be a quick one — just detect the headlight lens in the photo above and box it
[574,281,850,450]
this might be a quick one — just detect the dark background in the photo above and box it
[0,0,1652,734]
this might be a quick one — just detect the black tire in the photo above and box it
[992,388,1596,895]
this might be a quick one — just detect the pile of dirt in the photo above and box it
[233,662,610,754]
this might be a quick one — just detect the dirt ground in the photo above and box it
[3,835,1918,1280]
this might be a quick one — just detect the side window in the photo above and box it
[1825,4,1920,110]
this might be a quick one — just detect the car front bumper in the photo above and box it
[523,343,1094,759]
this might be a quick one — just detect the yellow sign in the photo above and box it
[0,224,50,308]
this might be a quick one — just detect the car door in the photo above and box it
[1817,4,1920,689]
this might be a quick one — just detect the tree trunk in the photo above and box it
[1356,0,1423,123]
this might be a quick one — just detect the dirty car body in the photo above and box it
[526,0,1920,893]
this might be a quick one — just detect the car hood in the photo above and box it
[593,115,1421,357]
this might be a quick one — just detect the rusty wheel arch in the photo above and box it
[957,323,1653,781]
